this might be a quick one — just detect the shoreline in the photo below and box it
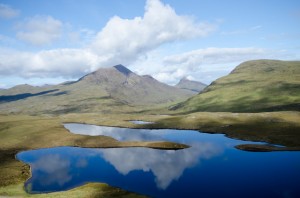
[1,111,299,197]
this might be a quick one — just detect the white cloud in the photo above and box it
[89,0,215,66]
[144,47,282,84]
[0,0,216,80]
[0,4,19,19]
[0,48,99,78]
[16,15,63,46]
[0,83,7,89]
[163,47,267,66]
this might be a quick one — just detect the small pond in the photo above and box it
[17,123,300,198]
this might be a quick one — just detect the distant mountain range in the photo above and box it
[0,65,205,114]
[175,77,207,93]
[171,60,300,112]
[2,60,297,114]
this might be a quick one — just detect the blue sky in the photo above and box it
[0,0,299,88]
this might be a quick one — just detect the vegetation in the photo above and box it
[0,59,299,197]
[171,60,300,113]
[0,183,146,198]
[0,114,187,197]
[0,65,194,115]
[148,111,300,149]
[1,110,299,197]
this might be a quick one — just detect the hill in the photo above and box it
[0,65,195,114]
[171,60,300,113]
[175,77,206,93]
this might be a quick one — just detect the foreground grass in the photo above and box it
[0,114,186,197]
[0,111,299,197]
[0,183,146,198]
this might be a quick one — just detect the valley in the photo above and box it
[0,60,299,197]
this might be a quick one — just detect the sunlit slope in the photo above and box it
[0,65,194,114]
[171,60,300,112]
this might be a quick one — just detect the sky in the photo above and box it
[0,0,299,88]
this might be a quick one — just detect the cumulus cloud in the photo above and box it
[0,0,215,80]
[89,0,215,66]
[0,4,19,19]
[151,47,279,84]
[0,48,98,78]
[163,47,267,66]
[16,15,63,46]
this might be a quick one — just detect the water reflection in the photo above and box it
[30,154,72,187]
[64,123,163,141]
[129,120,154,125]
[64,123,224,145]
[99,143,221,189]
[17,124,300,197]
[18,142,222,192]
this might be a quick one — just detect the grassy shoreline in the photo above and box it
[1,111,299,197]
[0,114,185,198]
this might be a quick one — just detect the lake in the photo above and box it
[17,123,300,198]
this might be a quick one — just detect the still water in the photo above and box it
[17,123,300,198]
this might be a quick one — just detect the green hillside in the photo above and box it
[171,60,300,113]
[0,65,194,114]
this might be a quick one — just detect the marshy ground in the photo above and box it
[0,110,299,197]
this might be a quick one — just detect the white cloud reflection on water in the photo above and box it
[97,143,222,189]
[26,142,222,190]
[24,123,225,191]
[64,123,172,141]
[30,154,72,187]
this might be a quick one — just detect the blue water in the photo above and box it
[17,124,300,198]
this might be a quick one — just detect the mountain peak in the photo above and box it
[113,64,132,76]
[175,77,207,93]
[179,77,190,82]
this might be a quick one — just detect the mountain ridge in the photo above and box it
[171,59,300,113]
[0,64,195,114]
[175,77,207,93]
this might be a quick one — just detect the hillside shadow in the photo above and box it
[0,89,59,103]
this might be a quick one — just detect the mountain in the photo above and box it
[171,60,300,113]
[175,77,207,93]
[0,65,195,114]
[76,64,196,105]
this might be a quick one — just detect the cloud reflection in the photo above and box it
[64,123,167,141]
[21,124,224,192]
[98,143,222,189]
[30,154,72,187]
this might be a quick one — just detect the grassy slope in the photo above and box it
[1,59,300,196]
[0,80,189,115]
[0,183,146,198]
[172,60,300,113]
[0,81,134,115]
[149,111,300,147]
[0,67,194,115]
